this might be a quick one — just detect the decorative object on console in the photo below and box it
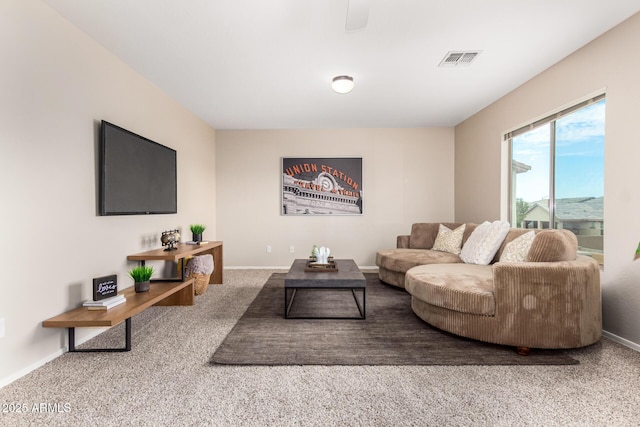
[189,224,206,242]
[83,294,126,311]
[92,274,118,301]
[128,265,155,293]
[183,254,214,295]
[161,229,180,251]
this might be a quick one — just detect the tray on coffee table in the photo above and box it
[304,259,338,272]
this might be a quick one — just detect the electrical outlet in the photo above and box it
[0,318,5,339]
[266,245,272,253]
[290,245,295,253]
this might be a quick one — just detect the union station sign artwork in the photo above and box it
[282,157,363,215]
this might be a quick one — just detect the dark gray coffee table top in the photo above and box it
[285,259,366,289]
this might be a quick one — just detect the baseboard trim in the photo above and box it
[225,266,380,270]
[0,328,105,389]
[602,330,640,352]
[0,348,64,389]
[225,266,290,270]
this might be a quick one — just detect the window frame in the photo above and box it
[505,93,605,257]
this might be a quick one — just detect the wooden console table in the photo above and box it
[127,241,223,284]
[43,279,194,352]
[42,241,223,353]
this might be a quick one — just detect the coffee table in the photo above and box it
[284,259,366,319]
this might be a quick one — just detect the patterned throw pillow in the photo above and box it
[460,220,510,265]
[431,224,466,255]
[499,230,536,263]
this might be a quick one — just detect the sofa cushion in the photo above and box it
[460,220,510,265]
[405,264,495,316]
[499,230,536,263]
[432,224,466,255]
[527,229,578,262]
[409,223,448,249]
[376,249,463,274]
[409,222,477,249]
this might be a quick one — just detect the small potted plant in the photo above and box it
[190,224,206,242]
[128,266,154,293]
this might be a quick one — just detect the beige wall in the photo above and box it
[216,128,455,267]
[7,0,639,388]
[455,12,640,346]
[0,0,216,384]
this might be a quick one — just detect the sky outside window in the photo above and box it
[512,99,605,203]
[555,100,605,199]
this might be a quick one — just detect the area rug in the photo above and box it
[211,273,578,365]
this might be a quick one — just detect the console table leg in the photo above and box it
[68,327,77,352]
[125,317,132,351]
[66,319,132,353]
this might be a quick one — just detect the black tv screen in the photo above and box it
[99,121,177,215]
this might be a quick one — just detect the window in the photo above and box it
[507,95,605,264]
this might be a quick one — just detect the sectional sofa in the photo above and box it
[376,222,602,353]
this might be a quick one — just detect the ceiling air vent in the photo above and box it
[439,51,481,67]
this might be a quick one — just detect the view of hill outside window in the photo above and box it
[509,97,605,264]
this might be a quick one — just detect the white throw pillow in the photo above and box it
[432,224,466,255]
[460,220,511,265]
[459,221,491,263]
[499,230,536,263]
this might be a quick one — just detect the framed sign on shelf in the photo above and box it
[92,274,118,301]
[281,157,363,216]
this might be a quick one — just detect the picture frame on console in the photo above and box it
[281,157,363,216]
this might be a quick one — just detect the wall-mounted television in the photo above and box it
[99,120,177,216]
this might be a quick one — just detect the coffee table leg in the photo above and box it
[285,288,297,318]
[362,288,366,319]
[351,288,366,319]
[286,287,365,320]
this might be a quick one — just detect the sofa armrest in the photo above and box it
[397,235,410,249]
[491,256,602,347]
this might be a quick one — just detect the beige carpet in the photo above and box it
[212,273,577,365]
[1,269,640,426]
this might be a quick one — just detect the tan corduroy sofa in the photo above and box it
[376,222,602,353]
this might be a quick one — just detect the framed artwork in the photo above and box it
[282,157,363,215]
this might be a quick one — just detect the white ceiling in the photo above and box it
[43,0,640,129]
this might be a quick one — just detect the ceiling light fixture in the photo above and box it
[332,75,354,94]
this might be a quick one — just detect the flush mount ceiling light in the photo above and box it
[332,75,354,94]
